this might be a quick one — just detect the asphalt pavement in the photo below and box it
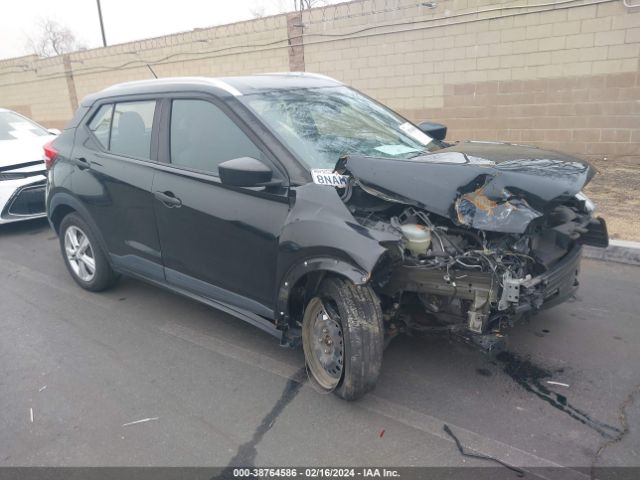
[1,218,639,478]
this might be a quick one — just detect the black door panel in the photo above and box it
[72,146,163,280]
[71,99,163,281]
[151,97,291,315]
[152,169,288,312]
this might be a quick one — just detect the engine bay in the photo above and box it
[342,183,608,346]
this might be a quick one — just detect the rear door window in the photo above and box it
[109,101,156,159]
[169,99,262,175]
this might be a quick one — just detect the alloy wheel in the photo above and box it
[64,225,96,282]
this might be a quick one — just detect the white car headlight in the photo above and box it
[576,191,595,213]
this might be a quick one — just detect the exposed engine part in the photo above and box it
[399,223,431,257]
[467,290,491,333]
[348,192,605,339]
[497,272,531,311]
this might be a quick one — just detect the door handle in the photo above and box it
[154,191,182,208]
[75,157,90,170]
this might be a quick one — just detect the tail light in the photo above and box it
[43,141,58,170]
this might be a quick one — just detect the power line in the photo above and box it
[0,0,605,74]
[0,0,618,83]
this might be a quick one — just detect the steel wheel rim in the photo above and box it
[64,225,96,282]
[303,297,344,390]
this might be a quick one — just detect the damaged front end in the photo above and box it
[335,146,608,348]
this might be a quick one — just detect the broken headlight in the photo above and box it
[575,191,595,213]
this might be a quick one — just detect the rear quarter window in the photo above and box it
[88,104,113,149]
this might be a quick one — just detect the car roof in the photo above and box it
[82,72,342,105]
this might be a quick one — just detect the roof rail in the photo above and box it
[259,71,342,84]
[101,76,243,96]
[206,78,242,96]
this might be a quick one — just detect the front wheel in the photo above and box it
[302,277,384,401]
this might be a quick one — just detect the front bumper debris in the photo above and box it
[382,244,584,335]
[520,243,582,311]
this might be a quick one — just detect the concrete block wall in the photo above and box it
[302,0,640,162]
[0,15,291,129]
[0,55,74,127]
[0,0,638,162]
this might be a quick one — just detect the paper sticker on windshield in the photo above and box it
[399,122,432,145]
[311,169,349,188]
[375,144,422,156]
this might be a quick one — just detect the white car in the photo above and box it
[0,108,58,224]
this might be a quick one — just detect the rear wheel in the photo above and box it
[302,277,384,401]
[59,213,119,291]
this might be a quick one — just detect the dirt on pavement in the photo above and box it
[585,157,640,242]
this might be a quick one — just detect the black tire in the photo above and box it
[302,276,384,401]
[59,213,119,292]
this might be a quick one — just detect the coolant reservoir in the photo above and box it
[400,224,431,257]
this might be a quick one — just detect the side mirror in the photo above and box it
[47,128,61,136]
[219,157,273,187]
[417,121,447,141]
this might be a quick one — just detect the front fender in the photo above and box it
[274,183,401,328]
[277,183,400,273]
[276,256,368,323]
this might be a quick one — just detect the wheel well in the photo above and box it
[287,271,350,327]
[50,205,76,233]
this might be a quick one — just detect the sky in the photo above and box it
[0,0,335,60]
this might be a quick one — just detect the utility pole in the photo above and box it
[96,0,107,47]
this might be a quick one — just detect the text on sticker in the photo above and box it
[311,169,349,188]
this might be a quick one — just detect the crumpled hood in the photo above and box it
[343,141,595,234]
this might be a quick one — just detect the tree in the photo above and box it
[249,4,266,18]
[26,18,86,57]
[295,0,328,10]
[249,0,329,17]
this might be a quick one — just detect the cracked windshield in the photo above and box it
[242,86,436,169]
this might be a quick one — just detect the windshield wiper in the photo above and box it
[407,150,430,159]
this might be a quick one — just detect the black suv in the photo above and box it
[46,73,608,400]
